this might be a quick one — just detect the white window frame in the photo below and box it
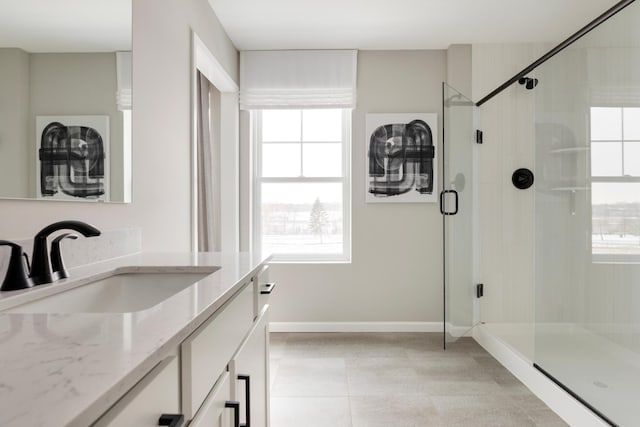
[590,106,640,263]
[251,109,351,263]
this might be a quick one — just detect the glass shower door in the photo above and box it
[533,2,640,424]
[442,83,477,346]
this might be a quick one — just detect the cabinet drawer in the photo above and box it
[253,265,274,317]
[93,356,180,427]
[188,372,233,427]
[229,306,270,427]
[181,283,254,420]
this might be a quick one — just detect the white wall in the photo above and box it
[469,44,551,358]
[583,46,640,355]
[472,44,548,332]
[266,50,446,325]
[0,0,238,252]
[473,40,640,359]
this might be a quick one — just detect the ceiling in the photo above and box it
[0,0,623,52]
[0,0,131,52]
[208,0,620,50]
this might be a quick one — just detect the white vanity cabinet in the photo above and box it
[181,283,254,420]
[188,303,270,427]
[92,356,181,427]
[229,306,270,427]
[90,263,273,427]
[188,372,235,427]
[253,265,274,316]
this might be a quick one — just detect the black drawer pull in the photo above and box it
[225,401,241,427]
[158,413,184,427]
[238,374,251,427]
[260,282,276,295]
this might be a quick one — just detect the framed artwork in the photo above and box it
[36,115,109,201]
[365,113,437,203]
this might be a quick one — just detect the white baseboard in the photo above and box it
[473,325,608,427]
[269,321,442,333]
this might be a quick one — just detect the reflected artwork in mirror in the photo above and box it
[0,0,132,203]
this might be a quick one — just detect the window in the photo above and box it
[591,107,640,258]
[252,109,351,262]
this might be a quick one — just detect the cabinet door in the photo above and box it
[229,306,270,427]
[182,283,254,419]
[93,356,181,427]
[189,372,238,427]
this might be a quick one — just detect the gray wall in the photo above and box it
[0,49,30,198]
[266,50,446,325]
[0,0,238,252]
[446,44,472,96]
[0,51,124,200]
[30,52,123,201]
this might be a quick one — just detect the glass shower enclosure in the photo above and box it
[441,1,640,423]
[442,83,478,346]
[533,1,640,425]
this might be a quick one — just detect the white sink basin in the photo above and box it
[5,270,217,313]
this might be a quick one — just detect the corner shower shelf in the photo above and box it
[548,147,590,154]
[549,186,590,191]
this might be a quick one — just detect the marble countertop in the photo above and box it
[0,252,268,427]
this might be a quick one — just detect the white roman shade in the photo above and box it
[240,50,357,110]
[116,51,132,111]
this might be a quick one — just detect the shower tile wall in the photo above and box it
[471,43,549,358]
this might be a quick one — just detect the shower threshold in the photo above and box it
[476,323,639,427]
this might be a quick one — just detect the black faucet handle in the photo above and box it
[51,233,79,280]
[0,240,34,292]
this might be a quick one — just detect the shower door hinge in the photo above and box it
[475,130,483,144]
[476,283,484,298]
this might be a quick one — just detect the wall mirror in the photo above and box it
[0,0,132,203]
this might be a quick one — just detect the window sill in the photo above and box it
[268,260,352,265]
[592,254,640,264]
[266,254,351,264]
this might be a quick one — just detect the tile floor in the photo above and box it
[269,332,568,427]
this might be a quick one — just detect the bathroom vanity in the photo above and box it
[0,252,271,427]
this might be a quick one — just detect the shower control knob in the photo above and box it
[512,168,534,190]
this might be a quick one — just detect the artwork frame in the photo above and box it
[36,115,110,202]
[365,113,437,203]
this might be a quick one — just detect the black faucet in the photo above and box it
[0,241,33,292]
[51,233,79,280]
[30,220,101,285]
